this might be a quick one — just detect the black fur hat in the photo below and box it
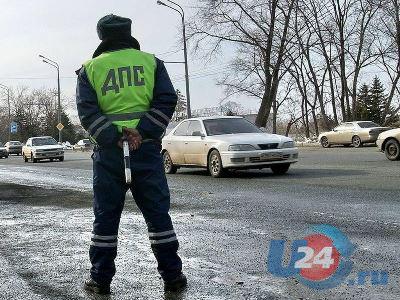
[97,14,132,41]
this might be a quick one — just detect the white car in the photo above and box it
[62,141,73,150]
[5,141,23,155]
[162,116,299,177]
[318,121,391,148]
[376,128,400,161]
[22,136,64,163]
[0,142,8,159]
[73,139,93,152]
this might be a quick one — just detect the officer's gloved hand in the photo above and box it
[118,128,143,151]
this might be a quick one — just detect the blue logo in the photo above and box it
[267,224,388,289]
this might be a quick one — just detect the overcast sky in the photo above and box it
[0,0,260,118]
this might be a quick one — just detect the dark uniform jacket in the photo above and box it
[76,43,177,148]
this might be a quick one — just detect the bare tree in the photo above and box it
[188,0,297,132]
[377,0,400,123]
[7,87,79,142]
[187,0,399,136]
[297,0,381,121]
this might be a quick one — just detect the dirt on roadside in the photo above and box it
[0,183,92,209]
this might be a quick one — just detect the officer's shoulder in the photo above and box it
[82,57,97,69]
[130,48,152,56]
[132,49,156,60]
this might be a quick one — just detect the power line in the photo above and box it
[156,48,184,57]
[0,76,76,80]
[170,64,232,81]
[173,69,231,83]
[0,63,234,83]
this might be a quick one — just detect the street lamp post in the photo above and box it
[0,83,11,141]
[157,0,192,118]
[39,55,62,143]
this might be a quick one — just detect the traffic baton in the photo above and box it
[122,128,132,184]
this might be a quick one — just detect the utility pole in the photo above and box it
[39,55,62,143]
[0,84,11,141]
[157,0,192,118]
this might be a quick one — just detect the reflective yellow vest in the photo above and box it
[84,48,156,133]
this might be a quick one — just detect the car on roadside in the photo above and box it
[62,141,73,150]
[376,128,400,161]
[162,116,299,177]
[73,139,93,152]
[22,136,64,163]
[5,141,23,155]
[318,121,391,148]
[0,142,8,159]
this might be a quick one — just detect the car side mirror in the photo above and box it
[192,131,205,137]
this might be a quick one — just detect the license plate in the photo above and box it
[260,152,283,161]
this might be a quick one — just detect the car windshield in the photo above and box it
[203,118,262,136]
[82,139,91,144]
[32,138,57,146]
[358,122,380,128]
[10,141,21,145]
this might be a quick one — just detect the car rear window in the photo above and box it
[358,122,380,128]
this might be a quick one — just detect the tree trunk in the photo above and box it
[311,108,319,137]
[285,121,293,137]
[272,97,277,133]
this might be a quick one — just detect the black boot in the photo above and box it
[164,273,187,292]
[84,278,111,295]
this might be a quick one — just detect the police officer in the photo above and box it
[76,14,186,295]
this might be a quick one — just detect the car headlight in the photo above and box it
[228,144,256,151]
[281,141,295,148]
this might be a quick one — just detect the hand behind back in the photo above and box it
[118,128,143,151]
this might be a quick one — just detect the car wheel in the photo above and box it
[352,135,362,148]
[320,137,330,148]
[31,153,38,163]
[163,151,177,174]
[385,139,400,161]
[23,153,28,163]
[50,158,54,162]
[208,150,226,178]
[271,163,290,175]
[59,157,64,162]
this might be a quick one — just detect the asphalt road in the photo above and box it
[0,146,399,300]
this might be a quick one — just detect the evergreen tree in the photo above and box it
[356,84,370,121]
[366,77,386,124]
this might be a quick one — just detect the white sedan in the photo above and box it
[162,116,299,177]
[376,128,400,161]
[22,136,64,163]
